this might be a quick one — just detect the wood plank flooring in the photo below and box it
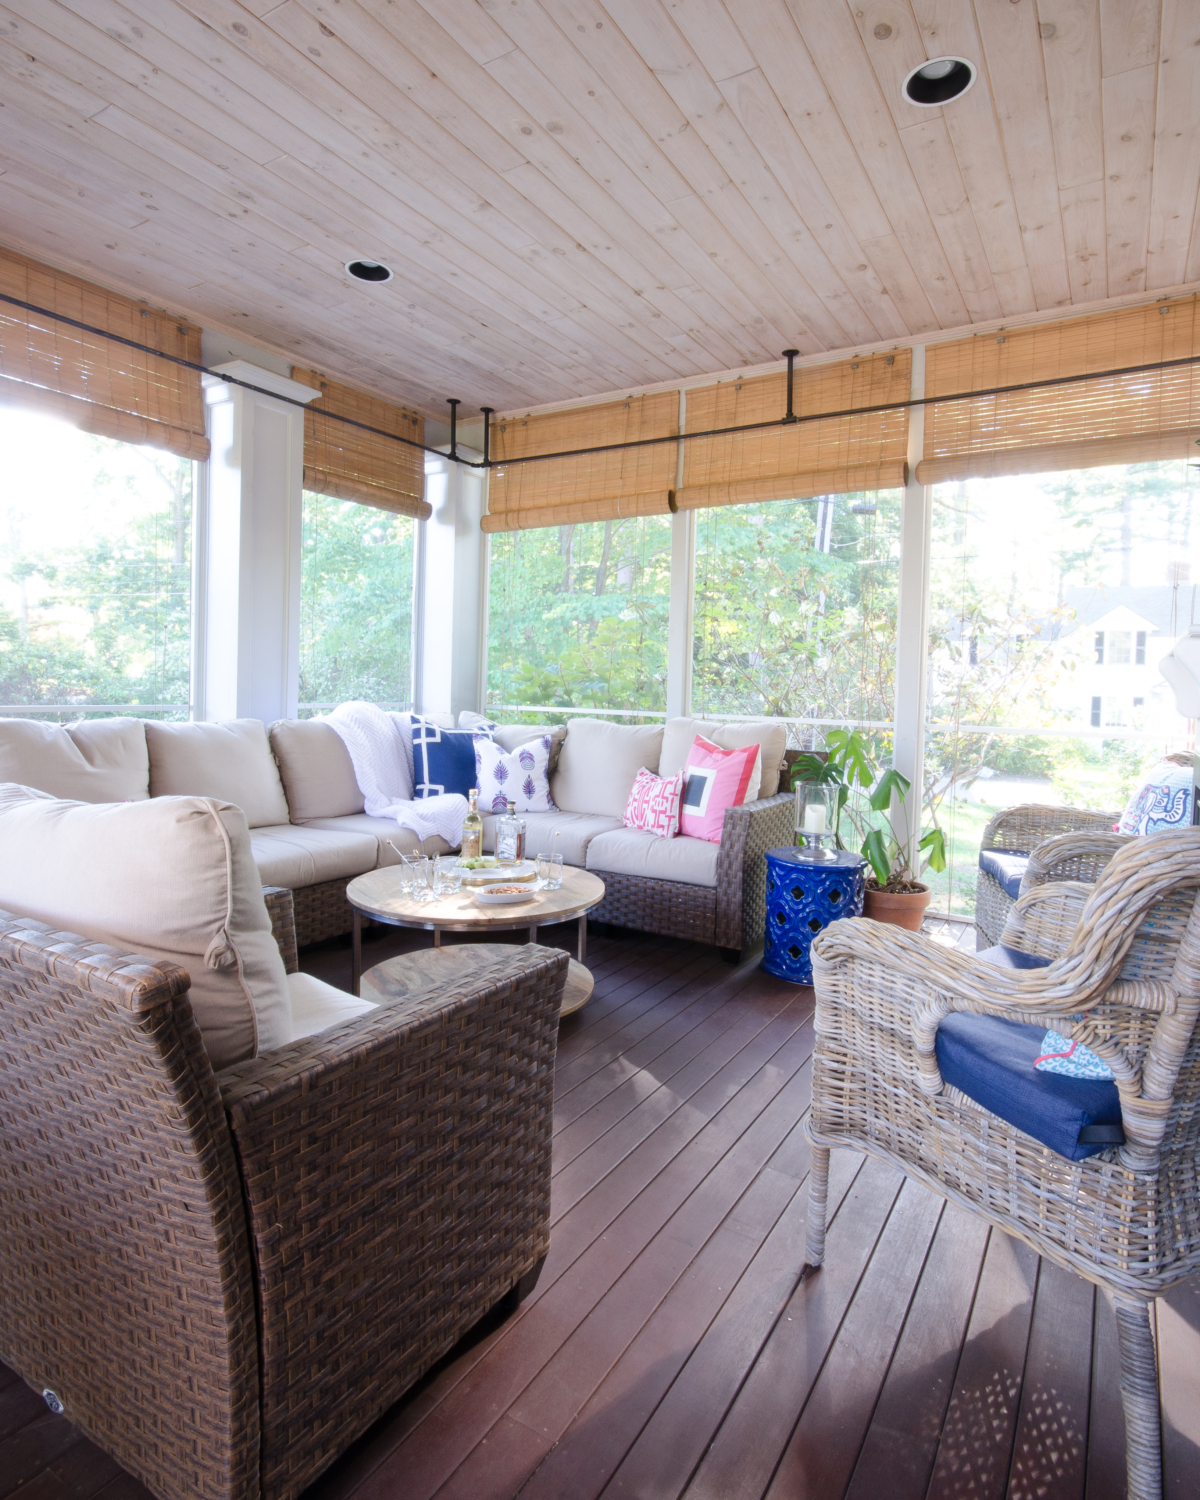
[3,919,1198,1500]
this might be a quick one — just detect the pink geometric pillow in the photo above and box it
[623,767,683,839]
[679,735,758,843]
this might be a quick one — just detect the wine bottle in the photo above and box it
[462,787,484,862]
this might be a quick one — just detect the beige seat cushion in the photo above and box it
[659,717,789,797]
[285,971,376,1042]
[586,827,720,888]
[551,718,665,818]
[269,718,364,821]
[481,809,623,867]
[0,783,290,1069]
[299,813,453,865]
[146,719,291,828]
[0,717,150,802]
[249,824,379,888]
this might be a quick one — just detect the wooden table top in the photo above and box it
[346,863,605,932]
[360,942,595,1016]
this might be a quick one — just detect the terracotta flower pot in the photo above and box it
[863,884,932,932]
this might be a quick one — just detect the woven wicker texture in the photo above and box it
[975,803,1119,947]
[0,912,260,1500]
[589,791,793,951]
[289,876,355,948]
[262,886,298,974]
[218,942,567,1500]
[807,830,1200,1500]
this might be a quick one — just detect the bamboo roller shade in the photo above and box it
[482,391,679,532]
[920,296,1200,483]
[291,368,428,519]
[0,246,208,461]
[677,351,910,509]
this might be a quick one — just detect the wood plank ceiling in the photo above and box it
[0,0,1196,420]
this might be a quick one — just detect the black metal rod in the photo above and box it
[6,288,1200,473]
[782,349,799,422]
[447,398,460,462]
[480,407,494,466]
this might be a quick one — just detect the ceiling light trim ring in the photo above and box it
[902,57,977,107]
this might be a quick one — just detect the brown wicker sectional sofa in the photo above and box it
[0,710,796,957]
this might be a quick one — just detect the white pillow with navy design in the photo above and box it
[474,733,556,814]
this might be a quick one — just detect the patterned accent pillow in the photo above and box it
[1118,761,1193,835]
[1035,1028,1114,1080]
[411,717,490,798]
[679,736,759,843]
[474,733,556,814]
[623,767,683,839]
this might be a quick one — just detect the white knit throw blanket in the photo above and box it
[324,701,467,847]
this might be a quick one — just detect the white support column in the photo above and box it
[666,389,694,720]
[200,362,317,723]
[892,344,933,866]
[415,450,488,720]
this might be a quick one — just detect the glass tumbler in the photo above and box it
[538,852,564,889]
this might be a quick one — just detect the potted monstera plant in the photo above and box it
[790,730,947,931]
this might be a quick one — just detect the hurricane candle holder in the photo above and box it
[794,782,838,860]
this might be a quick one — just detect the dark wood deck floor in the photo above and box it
[4,920,1199,1500]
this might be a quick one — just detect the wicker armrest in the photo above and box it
[262,885,298,974]
[1001,881,1092,960]
[715,791,796,949]
[215,942,567,1499]
[1021,831,1132,894]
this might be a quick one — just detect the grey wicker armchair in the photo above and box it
[975,801,1119,946]
[807,830,1200,1500]
[0,893,566,1500]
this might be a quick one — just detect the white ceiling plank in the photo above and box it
[1059,178,1109,301]
[1101,62,1156,296]
[1146,0,1200,290]
[910,0,1036,317]
[1099,0,1161,76]
[1038,0,1105,192]
[971,0,1073,310]
[784,0,972,328]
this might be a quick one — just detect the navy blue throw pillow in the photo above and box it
[411,718,486,798]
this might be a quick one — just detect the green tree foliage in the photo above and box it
[692,494,901,724]
[298,493,415,709]
[0,435,192,715]
[487,517,671,714]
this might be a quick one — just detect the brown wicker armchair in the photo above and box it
[0,897,567,1500]
[807,830,1200,1500]
[975,801,1119,946]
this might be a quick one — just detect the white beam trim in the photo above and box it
[892,345,932,871]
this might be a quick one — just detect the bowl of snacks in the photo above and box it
[474,882,539,906]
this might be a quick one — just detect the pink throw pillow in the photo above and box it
[679,736,758,843]
[624,767,683,839]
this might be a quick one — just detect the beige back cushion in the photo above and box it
[659,717,789,798]
[0,717,150,802]
[0,785,290,1069]
[551,718,666,818]
[145,719,291,828]
[269,718,364,821]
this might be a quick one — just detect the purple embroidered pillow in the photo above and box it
[473,732,556,814]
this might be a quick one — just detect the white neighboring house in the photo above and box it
[1056,588,1183,734]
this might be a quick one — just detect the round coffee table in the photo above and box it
[345,864,606,1016]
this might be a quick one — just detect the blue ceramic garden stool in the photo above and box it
[761,847,867,984]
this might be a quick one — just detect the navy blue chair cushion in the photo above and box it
[935,1003,1123,1160]
[411,719,481,798]
[978,848,1029,900]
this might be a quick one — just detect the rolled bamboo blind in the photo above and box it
[291,367,429,519]
[675,351,910,509]
[482,391,679,533]
[919,296,1200,483]
[0,246,208,460]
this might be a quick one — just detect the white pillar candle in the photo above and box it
[803,803,827,834]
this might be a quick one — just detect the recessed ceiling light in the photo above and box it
[345,258,393,283]
[902,56,977,106]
